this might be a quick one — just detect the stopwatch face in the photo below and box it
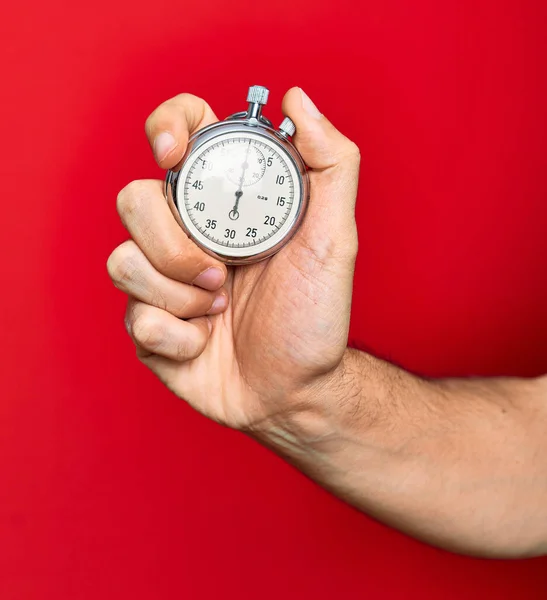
[174,130,304,262]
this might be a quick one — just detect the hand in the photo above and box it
[107,88,360,430]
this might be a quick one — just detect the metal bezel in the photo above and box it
[165,119,309,265]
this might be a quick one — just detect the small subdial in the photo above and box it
[226,144,266,187]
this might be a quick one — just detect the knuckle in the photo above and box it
[174,92,207,110]
[146,93,196,131]
[145,104,176,137]
[131,312,164,351]
[107,242,138,288]
[144,109,158,136]
[174,339,193,361]
[145,97,175,125]
[149,287,169,312]
[173,92,195,103]
[116,180,146,218]
[175,331,204,361]
[341,140,361,164]
[174,292,195,316]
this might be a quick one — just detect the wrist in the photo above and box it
[247,348,389,461]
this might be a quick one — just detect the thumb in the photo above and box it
[281,87,360,264]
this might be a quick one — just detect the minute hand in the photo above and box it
[233,190,243,213]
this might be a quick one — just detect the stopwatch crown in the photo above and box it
[279,117,296,138]
[247,85,269,105]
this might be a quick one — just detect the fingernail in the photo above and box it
[208,293,228,315]
[300,88,322,120]
[154,131,177,162]
[193,267,224,291]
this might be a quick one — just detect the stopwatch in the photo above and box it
[165,85,309,265]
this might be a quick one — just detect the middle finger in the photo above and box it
[107,240,229,317]
[116,179,227,290]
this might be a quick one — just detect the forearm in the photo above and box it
[250,348,547,558]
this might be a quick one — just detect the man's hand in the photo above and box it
[107,88,547,560]
[107,88,360,429]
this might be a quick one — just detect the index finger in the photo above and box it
[145,93,219,169]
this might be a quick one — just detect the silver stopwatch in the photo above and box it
[165,85,309,265]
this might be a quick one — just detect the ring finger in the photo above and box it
[125,298,211,362]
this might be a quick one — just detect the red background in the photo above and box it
[1,0,547,597]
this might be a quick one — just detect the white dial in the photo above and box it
[176,131,302,259]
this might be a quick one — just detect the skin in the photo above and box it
[107,88,547,559]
